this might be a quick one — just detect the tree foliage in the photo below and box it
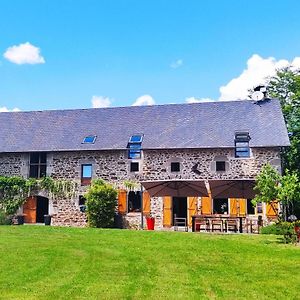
[266,67,300,176]
[253,164,300,218]
[85,179,118,228]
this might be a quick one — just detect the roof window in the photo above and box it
[129,134,143,143]
[82,135,97,144]
[235,132,251,158]
[128,134,143,159]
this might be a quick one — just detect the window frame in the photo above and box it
[235,132,251,158]
[82,135,97,144]
[171,162,180,172]
[81,164,92,186]
[216,161,226,172]
[29,152,47,178]
[130,162,139,172]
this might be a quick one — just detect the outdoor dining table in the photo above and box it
[192,214,246,233]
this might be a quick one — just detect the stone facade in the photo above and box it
[0,147,282,228]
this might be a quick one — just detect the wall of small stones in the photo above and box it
[0,147,281,228]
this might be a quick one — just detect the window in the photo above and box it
[128,134,143,159]
[79,195,86,212]
[171,162,180,172]
[128,191,141,212]
[216,161,226,171]
[82,135,96,144]
[213,198,228,214]
[29,152,47,178]
[130,162,139,172]
[81,164,92,185]
[247,199,255,214]
[235,132,251,158]
[257,202,263,214]
[79,195,86,206]
[129,135,143,143]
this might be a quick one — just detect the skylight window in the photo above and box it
[129,134,143,143]
[235,132,251,158]
[82,135,97,144]
[127,134,143,159]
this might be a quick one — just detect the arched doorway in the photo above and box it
[23,196,49,223]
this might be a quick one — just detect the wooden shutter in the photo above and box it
[201,196,212,215]
[230,198,246,216]
[188,197,198,227]
[23,196,37,223]
[118,189,127,214]
[143,191,151,215]
[163,196,172,227]
[239,199,246,216]
[230,198,238,215]
[266,201,278,217]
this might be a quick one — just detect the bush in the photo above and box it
[261,223,287,235]
[85,179,118,228]
[0,210,12,225]
[261,222,298,243]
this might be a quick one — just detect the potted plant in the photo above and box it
[146,213,155,230]
[294,220,300,242]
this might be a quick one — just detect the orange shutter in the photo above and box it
[239,199,246,216]
[23,196,37,223]
[118,189,127,214]
[163,196,172,227]
[266,201,278,217]
[201,196,212,215]
[143,191,151,215]
[188,197,198,227]
[230,198,238,215]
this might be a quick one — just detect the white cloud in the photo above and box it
[132,94,155,106]
[0,107,20,112]
[219,54,300,101]
[170,59,183,69]
[91,95,112,108]
[185,97,214,103]
[3,42,45,65]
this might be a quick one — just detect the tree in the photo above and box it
[266,67,300,176]
[253,164,300,220]
[85,179,118,228]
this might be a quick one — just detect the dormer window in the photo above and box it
[235,132,250,158]
[128,134,143,159]
[82,135,97,144]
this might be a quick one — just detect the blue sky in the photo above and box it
[1,0,300,111]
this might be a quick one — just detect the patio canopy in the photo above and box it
[141,180,209,197]
[208,179,256,199]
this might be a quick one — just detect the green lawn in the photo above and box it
[0,226,299,300]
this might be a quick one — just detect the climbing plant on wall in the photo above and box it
[0,176,77,215]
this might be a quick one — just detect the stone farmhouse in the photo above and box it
[0,99,289,229]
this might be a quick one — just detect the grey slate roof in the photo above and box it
[0,99,290,153]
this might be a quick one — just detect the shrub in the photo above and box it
[261,223,287,235]
[0,210,12,225]
[85,179,118,228]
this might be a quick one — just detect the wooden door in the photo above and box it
[163,196,172,227]
[188,197,198,227]
[23,196,37,223]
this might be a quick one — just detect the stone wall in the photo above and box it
[0,147,282,228]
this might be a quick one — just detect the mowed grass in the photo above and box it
[0,226,299,300]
